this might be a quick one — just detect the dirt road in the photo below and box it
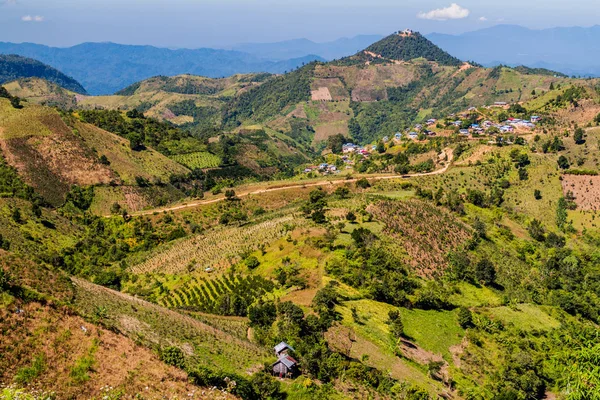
[117,148,453,217]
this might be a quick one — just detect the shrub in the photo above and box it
[457,307,474,328]
[557,155,570,170]
[245,255,260,270]
[14,354,46,384]
[534,189,542,200]
[160,346,186,369]
[355,178,371,189]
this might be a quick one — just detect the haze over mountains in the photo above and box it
[0,42,324,95]
[2,24,600,96]
[229,35,384,61]
[426,25,600,77]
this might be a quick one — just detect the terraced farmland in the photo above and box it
[160,273,274,316]
[170,151,222,169]
[130,215,307,275]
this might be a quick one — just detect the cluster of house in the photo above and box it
[272,342,298,378]
[342,142,372,155]
[304,162,339,174]
[451,116,541,136]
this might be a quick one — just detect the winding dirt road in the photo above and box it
[119,148,453,217]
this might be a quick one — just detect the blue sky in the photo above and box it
[1,0,598,48]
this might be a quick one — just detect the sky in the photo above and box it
[0,0,598,48]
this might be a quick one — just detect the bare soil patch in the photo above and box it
[311,86,333,101]
[561,174,600,211]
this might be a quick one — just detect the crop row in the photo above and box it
[130,215,304,274]
[160,273,274,316]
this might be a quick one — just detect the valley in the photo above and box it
[2,28,600,400]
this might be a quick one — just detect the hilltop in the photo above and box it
[360,30,462,66]
[0,54,86,94]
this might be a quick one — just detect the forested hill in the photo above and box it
[0,54,87,94]
[0,42,324,95]
[364,31,462,65]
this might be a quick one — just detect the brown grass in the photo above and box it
[0,303,236,399]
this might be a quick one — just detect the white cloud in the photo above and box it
[479,16,488,22]
[417,3,470,21]
[21,15,44,22]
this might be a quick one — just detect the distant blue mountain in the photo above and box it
[230,35,384,61]
[427,25,600,77]
[0,42,325,95]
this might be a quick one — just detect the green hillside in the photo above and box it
[0,54,87,94]
[363,31,462,65]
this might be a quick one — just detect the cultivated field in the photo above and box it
[130,214,308,275]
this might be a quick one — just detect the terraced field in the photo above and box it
[130,215,308,275]
[170,151,222,169]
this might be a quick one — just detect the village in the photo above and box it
[303,103,542,176]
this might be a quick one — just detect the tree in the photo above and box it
[528,219,546,241]
[557,155,570,170]
[10,96,21,109]
[11,208,22,224]
[595,112,600,125]
[355,178,370,189]
[245,255,260,270]
[225,189,236,200]
[327,134,346,154]
[574,127,585,144]
[474,258,496,285]
[301,188,328,224]
[128,132,144,150]
[110,202,122,215]
[99,154,110,165]
[351,227,376,248]
[387,310,404,338]
[251,371,283,400]
[534,189,542,200]
[248,300,277,328]
[376,140,385,154]
[345,211,357,223]
[333,186,350,199]
[458,307,474,328]
[518,168,529,181]
[556,197,568,230]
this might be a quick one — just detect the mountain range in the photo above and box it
[229,35,384,61]
[4,25,600,96]
[426,25,600,77]
[0,42,324,95]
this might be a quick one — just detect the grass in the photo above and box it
[0,99,54,140]
[76,121,189,184]
[482,304,561,331]
[170,151,222,169]
[14,354,46,384]
[339,299,464,361]
[448,282,503,308]
[69,340,97,384]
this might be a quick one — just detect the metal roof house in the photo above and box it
[272,342,298,378]
[274,342,294,356]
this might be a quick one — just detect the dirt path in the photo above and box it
[112,148,453,217]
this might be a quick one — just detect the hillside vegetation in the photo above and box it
[0,54,86,94]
